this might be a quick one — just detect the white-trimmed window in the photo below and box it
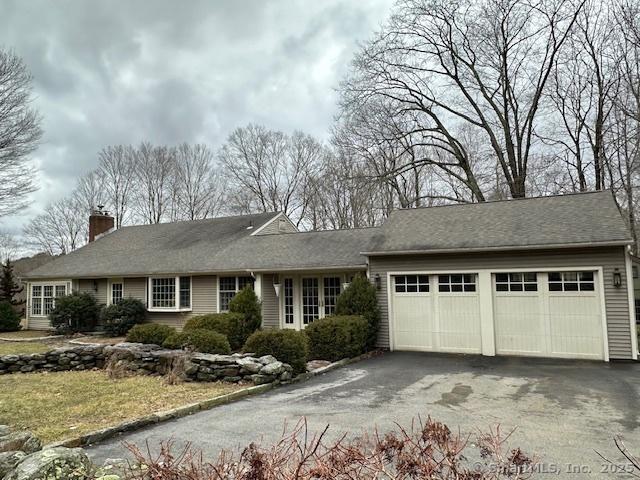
[495,273,538,292]
[31,283,67,316]
[438,274,476,293]
[283,278,294,325]
[548,271,595,292]
[110,282,124,304]
[148,276,191,311]
[219,276,254,312]
[394,275,429,293]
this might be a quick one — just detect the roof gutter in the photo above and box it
[361,239,634,257]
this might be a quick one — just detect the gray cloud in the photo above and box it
[0,0,394,236]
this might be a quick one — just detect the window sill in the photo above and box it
[147,308,193,313]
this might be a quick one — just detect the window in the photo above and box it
[634,266,639,279]
[394,275,429,293]
[323,277,341,316]
[438,274,476,293]
[111,282,123,304]
[284,278,294,325]
[548,271,595,292]
[302,277,319,325]
[31,283,66,316]
[495,272,538,292]
[635,298,640,324]
[219,276,255,311]
[149,276,191,310]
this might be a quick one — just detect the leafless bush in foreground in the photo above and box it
[123,416,535,479]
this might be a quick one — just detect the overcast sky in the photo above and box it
[1,0,394,236]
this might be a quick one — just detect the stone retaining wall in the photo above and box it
[0,343,293,384]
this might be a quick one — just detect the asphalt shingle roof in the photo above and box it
[24,191,631,279]
[364,190,632,254]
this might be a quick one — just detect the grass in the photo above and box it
[0,330,53,339]
[0,342,53,355]
[0,370,243,444]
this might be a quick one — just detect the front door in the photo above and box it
[282,275,343,329]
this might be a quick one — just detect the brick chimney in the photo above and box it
[89,206,114,242]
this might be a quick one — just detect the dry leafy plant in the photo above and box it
[123,416,535,479]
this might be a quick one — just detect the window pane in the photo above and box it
[524,283,538,292]
[43,297,54,315]
[451,284,463,292]
[406,275,417,284]
[219,277,236,292]
[579,271,594,282]
[418,275,429,285]
[548,272,562,282]
[323,277,341,315]
[438,275,449,285]
[406,284,417,293]
[395,284,406,293]
[179,277,191,308]
[32,298,42,316]
[510,273,522,282]
[418,284,429,293]
[510,283,523,292]
[55,285,66,298]
[564,272,578,281]
[523,272,537,283]
[495,273,508,283]
[580,282,595,291]
[43,285,53,298]
[111,283,123,304]
[219,292,234,311]
[439,284,450,293]
[152,278,175,308]
[32,285,42,297]
[463,274,475,284]
[302,278,319,325]
[549,282,563,291]
[564,282,579,291]
[451,274,463,283]
[496,283,509,292]
[463,284,476,292]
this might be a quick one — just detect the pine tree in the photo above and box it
[0,260,24,306]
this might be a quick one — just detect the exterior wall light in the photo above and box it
[272,274,281,298]
[93,280,98,293]
[374,273,382,291]
[613,268,622,288]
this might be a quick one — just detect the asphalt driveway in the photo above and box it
[87,352,640,478]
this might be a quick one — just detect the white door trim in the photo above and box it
[387,266,609,360]
[625,249,638,360]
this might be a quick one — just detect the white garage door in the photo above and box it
[391,274,482,353]
[493,271,605,360]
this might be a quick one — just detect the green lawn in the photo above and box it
[0,371,242,443]
[0,342,52,355]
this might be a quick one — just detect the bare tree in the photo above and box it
[341,0,585,199]
[0,231,19,261]
[97,145,136,228]
[74,170,107,214]
[23,197,85,255]
[173,143,224,221]
[0,49,42,217]
[219,125,322,225]
[133,142,175,224]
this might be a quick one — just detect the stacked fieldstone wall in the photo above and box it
[0,343,293,384]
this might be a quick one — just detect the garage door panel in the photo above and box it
[494,295,544,355]
[548,295,603,358]
[437,295,481,352]
[393,295,434,350]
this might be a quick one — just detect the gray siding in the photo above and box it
[78,279,108,305]
[369,246,633,359]
[261,274,279,328]
[254,215,298,235]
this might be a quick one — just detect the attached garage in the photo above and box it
[367,192,638,362]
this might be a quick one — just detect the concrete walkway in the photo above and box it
[87,352,640,478]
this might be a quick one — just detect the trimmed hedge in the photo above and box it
[243,329,309,374]
[304,315,368,362]
[100,298,147,336]
[163,328,231,354]
[49,292,100,335]
[335,274,381,350]
[184,312,246,350]
[126,323,176,345]
[0,301,21,332]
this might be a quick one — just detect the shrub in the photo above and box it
[163,328,231,354]
[0,301,21,332]
[243,329,308,374]
[49,292,100,335]
[184,312,246,350]
[229,286,262,338]
[335,274,381,350]
[100,298,147,336]
[304,315,368,362]
[126,323,176,345]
